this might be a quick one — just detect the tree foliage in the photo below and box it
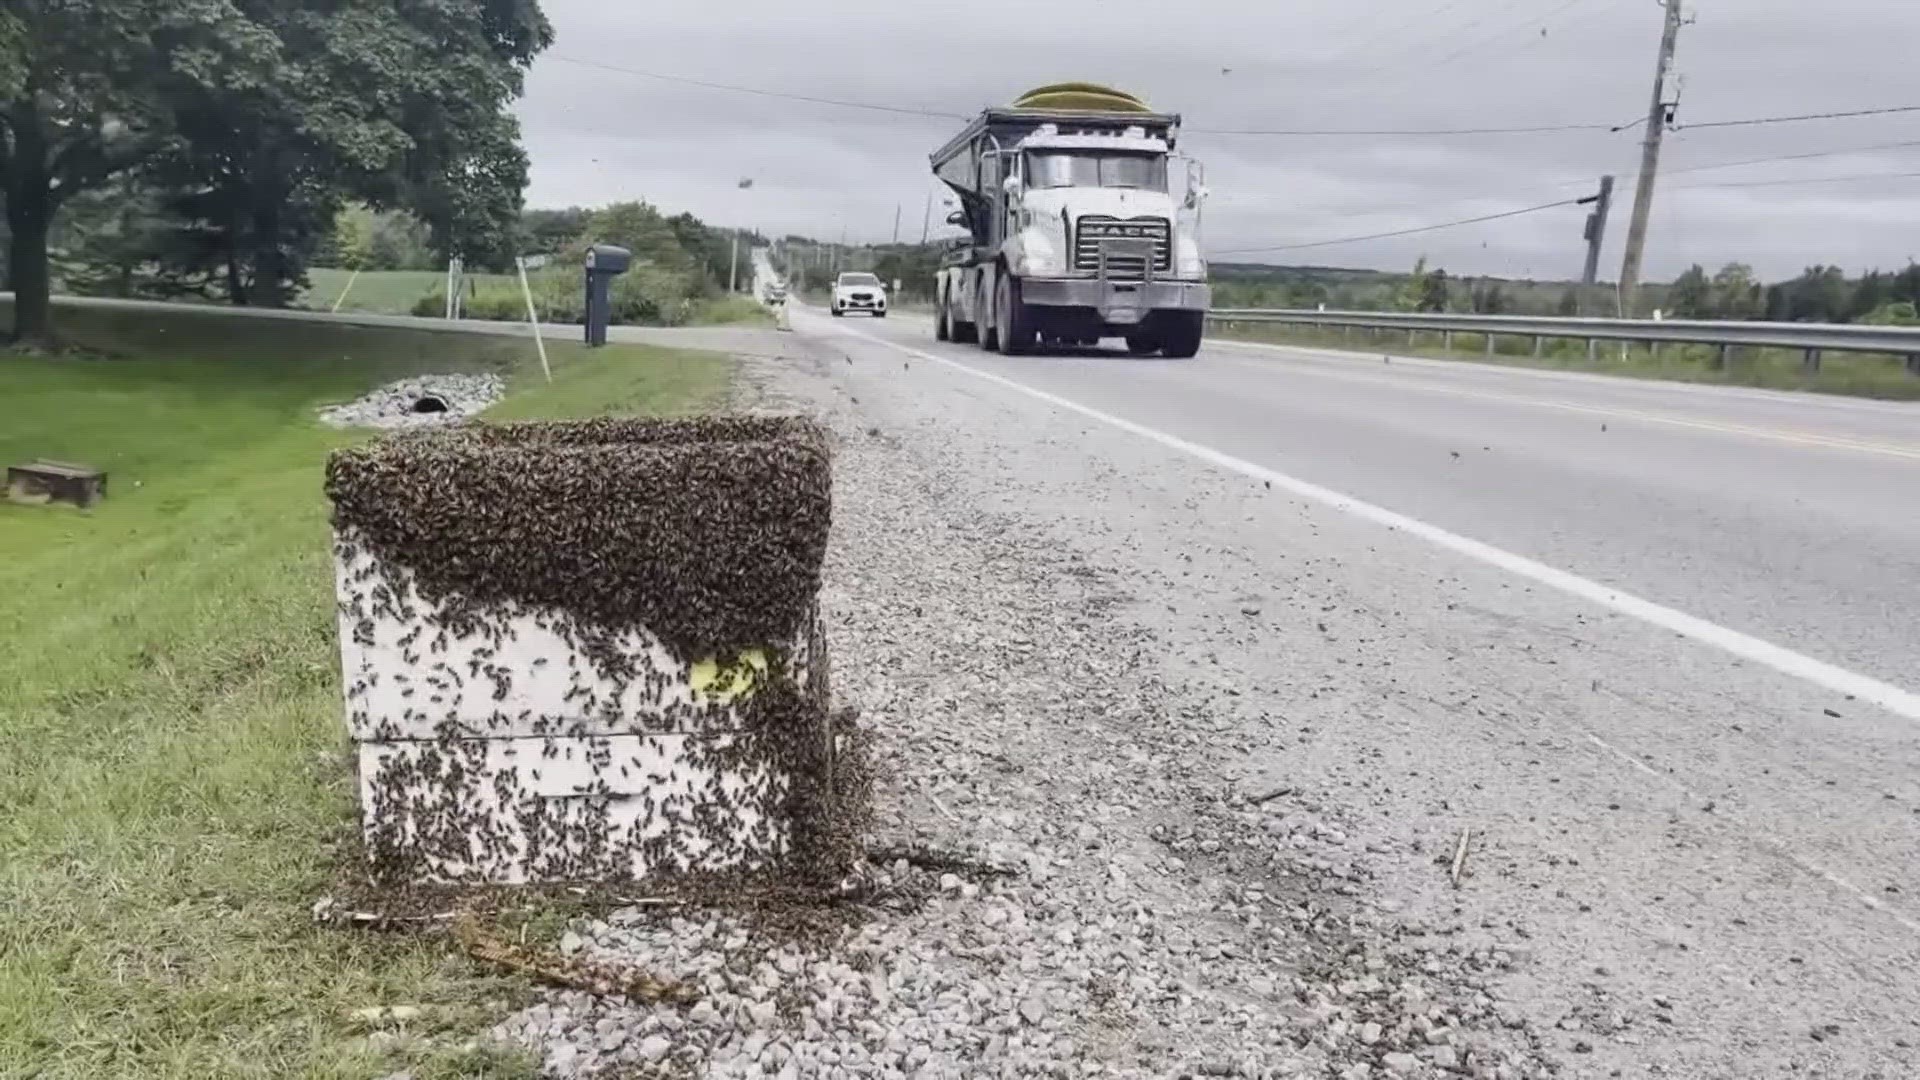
[2,0,551,334]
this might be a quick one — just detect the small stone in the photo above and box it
[1383,1052,1421,1074]
[1019,998,1047,1025]
[558,931,584,956]
[1359,1022,1383,1045]
[638,1035,672,1062]
[939,873,963,893]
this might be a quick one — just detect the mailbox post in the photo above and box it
[583,244,632,347]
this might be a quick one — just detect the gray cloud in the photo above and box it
[516,0,1920,281]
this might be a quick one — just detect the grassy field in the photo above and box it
[302,268,517,317]
[1214,322,1920,400]
[0,306,732,1079]
[302,267,773,328]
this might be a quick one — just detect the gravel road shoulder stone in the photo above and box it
[485,340,1556,1078]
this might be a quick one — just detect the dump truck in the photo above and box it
[930,83,1211,357]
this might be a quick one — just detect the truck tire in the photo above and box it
[1159,311,1205,358]
[996,274,1037,355]
[1124,332,1160,357]
[935,300,951,341]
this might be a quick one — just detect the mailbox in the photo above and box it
[583,244,632,347]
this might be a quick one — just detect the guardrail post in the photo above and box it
[1802,347,1821,374]
[1532,336,1544,357]
[1343,325,1353,342]
[1712,344,1729,370]
[1407,329,1416,348]
[1442,330,1454,350]
[1907,354,1920,376]
[1485,333,1496,356]
[1586,338,1597,361]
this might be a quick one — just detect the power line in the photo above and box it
[547,55,966,119]
[1663,138,1920,178]
[1671,168,1920,192]
[1214,197,1582,255]
[1680,104,1920,130]
[1192,120,1614,136]
[1435,0,1593,64]
[1314,0,1476,71]
[548,55,1920,143]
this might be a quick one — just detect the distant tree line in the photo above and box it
[404,201,769,326]
[0,0,552,342]
[1214,257,1920,326]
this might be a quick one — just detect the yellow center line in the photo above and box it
[1216,345,1920,462]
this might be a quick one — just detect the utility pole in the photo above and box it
[1578,175,1615,314]
[920,192,933,245]
[892,203,902,245]
[1618,0,1684,317]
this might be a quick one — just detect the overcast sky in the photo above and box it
[514,0,1920,282]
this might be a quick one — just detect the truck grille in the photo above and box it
[1074,216,1172,279]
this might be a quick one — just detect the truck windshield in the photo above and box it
[1026,152,1167,191]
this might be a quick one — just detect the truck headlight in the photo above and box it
[1175,237,1206,280]
[1016,229,1063,276]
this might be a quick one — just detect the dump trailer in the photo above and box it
[930,83,1212,357]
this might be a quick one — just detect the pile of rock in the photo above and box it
[318,373,506,429]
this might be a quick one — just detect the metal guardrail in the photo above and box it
[1207,308,1920,373]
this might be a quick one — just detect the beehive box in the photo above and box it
[325,416,836,885]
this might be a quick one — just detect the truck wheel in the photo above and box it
[935,300,951,341]
[996,275,1037,355]
[1159,311,1205,358]
[1125,332,1160,356]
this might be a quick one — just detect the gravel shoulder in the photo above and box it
[493,315,1920,1080]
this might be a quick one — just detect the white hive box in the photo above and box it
[326,416,834,885]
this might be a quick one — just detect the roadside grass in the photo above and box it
[302,268,517,317]
[1214,322,1920,401]
[689,294,776,327]
[303,268,774,328]
[0,305,732,1080]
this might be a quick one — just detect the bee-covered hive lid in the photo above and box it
[327,416,833,740]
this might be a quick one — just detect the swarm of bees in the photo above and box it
[325,416,869,893]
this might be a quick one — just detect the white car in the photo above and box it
[831,272,888,318]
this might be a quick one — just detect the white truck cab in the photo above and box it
[830,272,888,318]
[931,85,1210,357]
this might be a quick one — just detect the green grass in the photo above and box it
[688,294,775,327]
[0,305,732,1080]
[301,268,517,317]
[1216,322,1920,400]
[303,268,774,328]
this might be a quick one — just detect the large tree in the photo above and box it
[153,0,551,303]
[0,0,275,340]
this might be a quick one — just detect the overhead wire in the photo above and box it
[1214,197,1583,255]
[546,55,966,119]
[548,55,1920,141]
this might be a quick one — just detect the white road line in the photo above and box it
[824,318,1920,725]
[1209,345,1920,462]
[1575,730,1920,935]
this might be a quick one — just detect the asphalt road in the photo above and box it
[793,305,1920,1078]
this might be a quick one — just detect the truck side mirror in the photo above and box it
[1184,184,1211,210]
[945,210,966,226]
